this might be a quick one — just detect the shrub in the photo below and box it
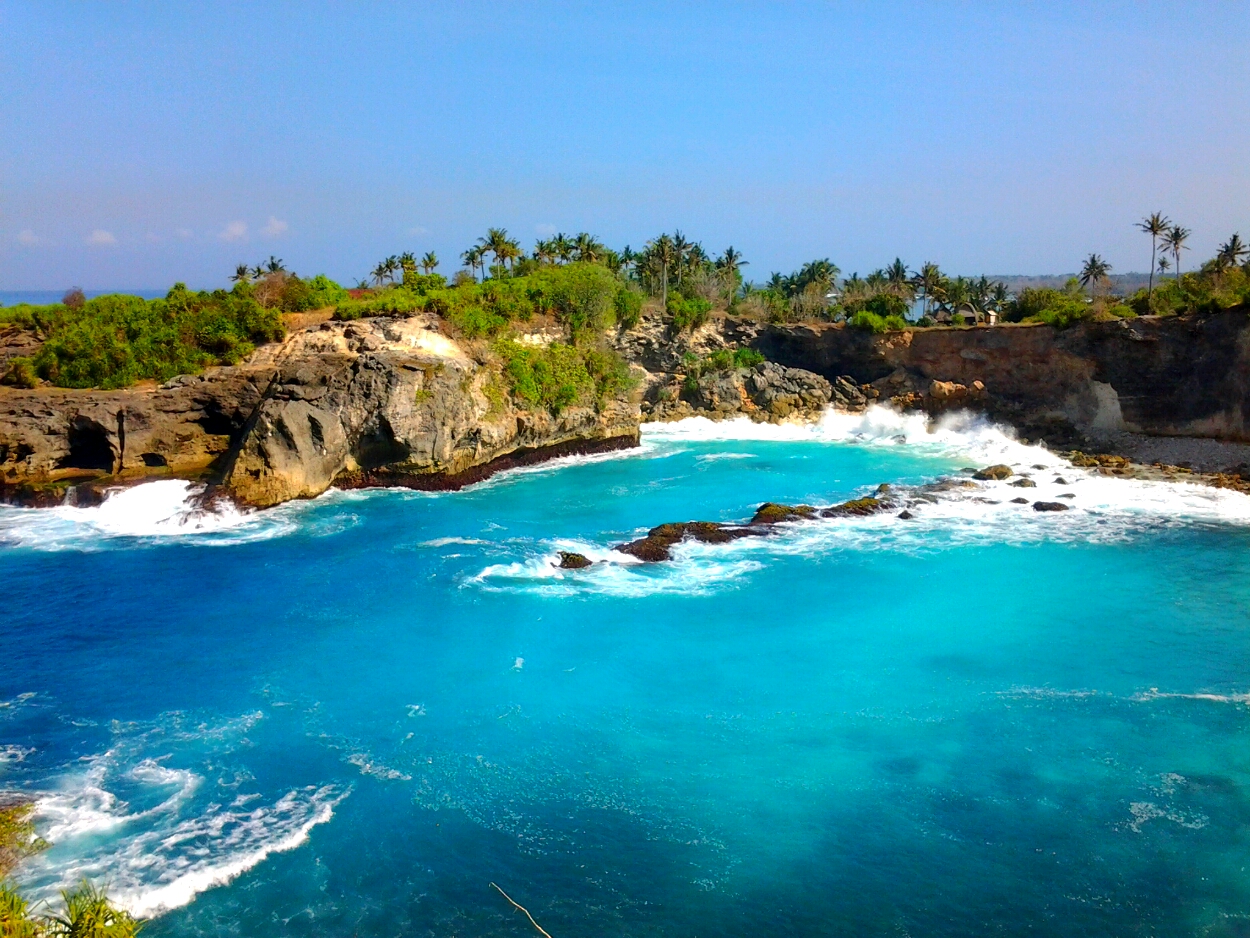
[16,285,284,389]
[494,339,631,413]
[668,296,712,332]
[541,263,618,335]
[305,274,350,309]
[1,357,38,388]
[614,284,643,329]
[447,304,508,338]
[333,289,423,321]
[1006,287,1089,327]
[848,311,908,333]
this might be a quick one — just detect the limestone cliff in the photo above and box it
[0,316,638,507]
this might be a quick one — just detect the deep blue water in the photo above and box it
[4,412,1250,937]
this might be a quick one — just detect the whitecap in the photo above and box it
[0,480,297,551]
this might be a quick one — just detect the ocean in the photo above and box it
[3,408,1250,936]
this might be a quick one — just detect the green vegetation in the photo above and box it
[848,310,909,333]
[1,285,285,389]
[495,340,631,413]
[0,880,140,938]
[0,802,47,879]
[679,346,765,392]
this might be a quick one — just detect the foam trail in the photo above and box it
[26,753,348,918]
[0,480,296,550]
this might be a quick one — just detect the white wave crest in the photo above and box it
[0,480,297,550]
[24,750,347,918]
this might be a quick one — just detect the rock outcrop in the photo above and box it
[747,309,1250,446]
[643,361,865,423]
[0,316,639,507]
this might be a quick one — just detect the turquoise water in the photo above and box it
[4,410,1250,936]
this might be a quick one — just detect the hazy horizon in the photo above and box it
[4,3,1248,291]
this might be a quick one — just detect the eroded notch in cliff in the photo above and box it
[57,417,115,472]
[354,415,408,469]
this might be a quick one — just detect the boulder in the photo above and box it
[1032,501,1070,512]
[751,502,816,524]
[973,464,1014,480]
[557,551,593,569]
[1010,478,1036,487]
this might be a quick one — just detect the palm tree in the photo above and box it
[715,247,747,307]
[1136,212,1170,301]
[1163,225,1190,281]
[553,233,573,263]
[461,246,484,281]
[1079,253,1112,295]
[672,231,690,285]
[1216,233,1247,271]
[1157,255,1171,278]
[420,251,439,274]
[911,262,943,317]
[231,263,252,284]
[647,234,678,309]
[480,228,514,272]
[266,256,285,273]
[573,232,602,263]
[250,264,265,280]
[533,239,554,265]
[371,261,389,288]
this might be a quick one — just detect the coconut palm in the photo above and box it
[461,246,484,281]
[573,232,603,263]
[371,261,389,288]
[553,233,573,263]
[1136,212,1170,300]
[715,247,748,307]
[647,234,678,309]
[672,231,691,285]
[230,263,252,284]
[796,259,840,294]
[911,262,943,317]
[1157,255,1171,277]
[250,264,265,280]
[1079,253,1112,295]
[420,251,439,274]
[1162,225,1191,281]
[1216,233,1247,271]
[266,256,285,274]
[533,240,554,265]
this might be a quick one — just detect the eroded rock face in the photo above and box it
[644,362,865,423]
[0,316,640,507]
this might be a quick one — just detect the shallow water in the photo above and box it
[3,408,1250,936]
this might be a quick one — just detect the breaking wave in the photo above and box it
[472,407,1250,597]
[16,711,347,918]
[0,480,303,551]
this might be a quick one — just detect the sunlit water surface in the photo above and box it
[3,408,1250,937]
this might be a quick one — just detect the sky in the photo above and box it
[3,2,1249,291]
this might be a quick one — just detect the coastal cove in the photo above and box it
[4,411,1250,936]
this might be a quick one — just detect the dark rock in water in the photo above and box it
[874,483,892,497]
[821,496,886,517]
[973,464,1014,480]
[1010,478,1036,487]
[1011,497,1030,504]
[752,502,816,524]
[1032,464,1047,470]
[897,510,915,520]
[1053,477,1068,485]
[557,551,593,569]
[615,520,756,562]
[1033,501,1070,512]
[1059,493,1076,499]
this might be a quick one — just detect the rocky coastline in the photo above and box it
[3,307,1250,510]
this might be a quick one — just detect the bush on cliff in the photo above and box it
[8,284,285,389]
[848,310,908,333]
[494,339,631,414]
[668,296,712,332]
[1004,287,1090,327]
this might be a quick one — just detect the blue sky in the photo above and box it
[3,2,1249,290]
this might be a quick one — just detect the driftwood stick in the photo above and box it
[490,882,553,938]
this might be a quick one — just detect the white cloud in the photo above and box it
[408,225,430,236]
[535,223,557,237]
[17,229,43,246]
[87,229,117,246]
[219,220,248,242]
[261,216,289,237]
[175,228,194,239]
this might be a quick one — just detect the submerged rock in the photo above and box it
[1033,501,1070,512]
[897,510,915,520]
[1010,478,1037,487]
[557,551,593,569]
[973,464,1014,481]
[615,520,756,562]
[821,496,887,517]
[1011,497,1030,504]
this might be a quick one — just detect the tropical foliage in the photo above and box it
[0,880,140,938]
[1,284,285,389]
